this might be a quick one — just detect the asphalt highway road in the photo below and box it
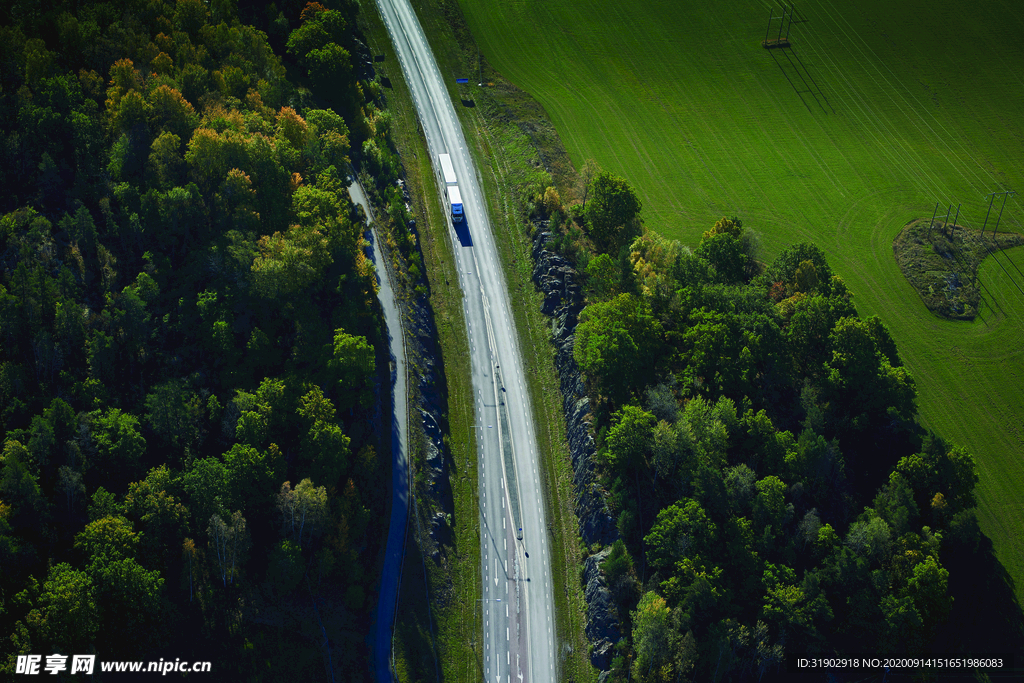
[374,1,558,681]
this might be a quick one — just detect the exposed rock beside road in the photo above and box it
[406,293,455,558]
[530,226,621,674]
[583,546,622,671]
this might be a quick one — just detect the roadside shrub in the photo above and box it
[601,539,633,583]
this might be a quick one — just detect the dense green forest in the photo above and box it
[0,0,407,678]
[540,175,1020,680]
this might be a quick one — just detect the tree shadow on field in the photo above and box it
[982,247,1024,320]
[976,271,1008,323]
[392,531,444,683]
[937,522,1024,666]
[769,46,835,115]
[989,243,1024,294]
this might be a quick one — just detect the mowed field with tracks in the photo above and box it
[457,0,1024,598]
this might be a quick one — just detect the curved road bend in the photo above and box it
[354,176,411,683]
[374,1,558,682]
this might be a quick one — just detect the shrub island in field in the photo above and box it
[892,218,1024,320]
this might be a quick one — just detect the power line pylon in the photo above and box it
[983,190,1017,237]
[763,5,794,48]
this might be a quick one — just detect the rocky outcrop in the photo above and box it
[353,38,375,82]
[531,228,617,547]
[406,291,455,559]
[530,226,621,673]
[583,546,621,671]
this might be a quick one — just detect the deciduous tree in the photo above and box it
[277,478,327,547]
[574,293,663,404]
[207,510,249,587]
[297,385,350,487]
[584,171,642,255]
[631,591,671,681]
[327,329,375,411]
[1,441,48,537]
[26,563,98,653]
[644,499,715,571]
[84,408,146,491]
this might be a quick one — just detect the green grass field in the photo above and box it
[457,0,1024,600]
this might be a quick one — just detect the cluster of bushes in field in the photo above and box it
[892,217,1024,320]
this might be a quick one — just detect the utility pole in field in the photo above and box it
[763,4,794,48]
[983,190,1016,237]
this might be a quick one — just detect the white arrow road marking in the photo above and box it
[494,558,498,586]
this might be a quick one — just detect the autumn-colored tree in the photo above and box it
[701,216,743,241]
[251,223,332,299]
[106,58,142,110]
[276,106,309,152]
[149,85,197,141]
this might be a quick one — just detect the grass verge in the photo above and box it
[361,5,482,682]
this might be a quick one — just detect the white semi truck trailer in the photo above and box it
[437,153,464,223]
